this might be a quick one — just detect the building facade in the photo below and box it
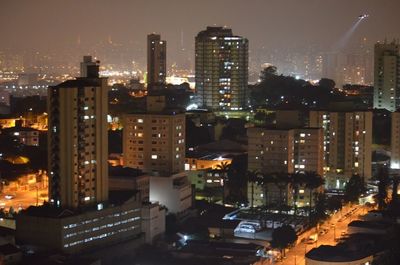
[47,57,109,208]
[123,111,185,175]
[373,40,400,112]
[195,26,248,110]
[147,34,166,87]
[309,111,372,187]
[16,197,142,253]
[247,127,324,206]
[149,172,192,215]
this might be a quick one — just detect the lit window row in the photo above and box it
[64,217,141,239]
[63,209,139,230]
[63,225,138,248]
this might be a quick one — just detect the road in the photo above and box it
[0,188,48,211]
[255,204,368,265]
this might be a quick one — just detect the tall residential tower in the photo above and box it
[147,34,166,88]
[309,110,372,187]
[48,56,109,208]
[373,40,400,111]
[195,27,248,110]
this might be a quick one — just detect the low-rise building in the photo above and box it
[306,234,384,265]
[109,166,149,202]
[16,191,143,253]
[149,172,192,215]
[347,220,393,235]
[141,203,166,244]
[185,152,232,171]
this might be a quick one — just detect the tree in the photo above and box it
[225,154,248,206]
[304,171,325,221]
[344,174,365,203]
[326,196,343,213]
[313,192,327,223]
[260,65,278,82]
[247,170,261,209]
[290,172,307,216]
[216,161,231,205]
[272,173,290,213]
[318,78,336,90]
[271,225,298,258]
[376,166,390,210]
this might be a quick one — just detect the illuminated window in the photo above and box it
[151,155,158,159]
[137,119,143,123]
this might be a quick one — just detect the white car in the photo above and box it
[4,195,14,200]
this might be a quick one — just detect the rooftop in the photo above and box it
[348,220,392,230]
[126,108,185,115]
[195,139,247,153]
[186,150,234,160]
[108,165,143,178]
[50,78,105,89]
[21,190,139,218]
[306,233,385,262]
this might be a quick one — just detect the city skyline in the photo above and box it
[1,1,400,73]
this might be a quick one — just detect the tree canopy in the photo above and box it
[344,174,365,203]
[271,225,298,256]
[250,66,346,109]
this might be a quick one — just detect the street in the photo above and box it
[0,188,48,211]
[255,204,368,265]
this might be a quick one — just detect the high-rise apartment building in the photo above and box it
[123,96,185,175]
[373,40,400,112]
[195,26,248,110]
[247,127,324,206]
[147,34,166,87]
[17,57,145,254]
[391,112,400,169]
[309,111,372,187]
[248,127,324,176]
[47,56,108,208]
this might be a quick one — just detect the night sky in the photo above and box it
[1,0,400,66]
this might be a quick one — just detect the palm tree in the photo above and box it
[273,172,290,213]
[246,170,261,209]
[376,166,390,210]
[290,172,306,216]
[304,171,325,222]
[216,161,231,205]
[258,172,276,207]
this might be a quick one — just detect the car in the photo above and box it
[306,238,316,244]
[319,229,328,235]
[4,195,14,200]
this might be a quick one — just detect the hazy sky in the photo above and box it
[1,0,400,65]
